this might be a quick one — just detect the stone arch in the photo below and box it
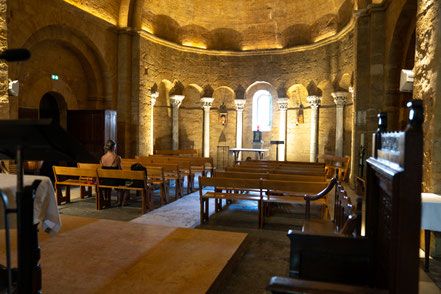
[245,81,278,102]
[213,86,236,109]
[157,79,173,107]
[39,91,68,129]
[339,73,352,91]
[245,81,278,133]
[182,84,203,108]
[319,81,336,106]
[119,0,131,27]
[21,77,78,110]
[287,84,308,108]
[128,0,145,29]
[306,81,323,97]
[17,24,112,108]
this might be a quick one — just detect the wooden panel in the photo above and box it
[18,108,38,120]
[67,110,117,160]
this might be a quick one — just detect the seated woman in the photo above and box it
[100,140,127,206]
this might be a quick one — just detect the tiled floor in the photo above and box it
[58,183,441,293]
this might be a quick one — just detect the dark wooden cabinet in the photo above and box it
[67,110,117,160]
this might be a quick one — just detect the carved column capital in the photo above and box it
[307,95,322,109]
[277,98,289,111]
[201,97,214,110]
[170,95,185,108]
[150,91,159,107]
[234,99,246,111]
[331,92,349,107]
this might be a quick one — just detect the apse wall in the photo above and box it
[140,30,354,165]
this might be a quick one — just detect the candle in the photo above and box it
[361,133,365,147]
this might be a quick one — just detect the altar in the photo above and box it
[229,148,269,163]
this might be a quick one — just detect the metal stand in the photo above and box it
[270,141,284,161]
[0,119,97,294]
[358,146,366,177]
[216,146,229,171]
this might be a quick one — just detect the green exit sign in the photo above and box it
[51,74,59,80]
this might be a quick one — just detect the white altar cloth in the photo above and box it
[0,174,61,236]
[421,193,441,232]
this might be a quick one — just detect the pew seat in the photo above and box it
[53,166,99,205]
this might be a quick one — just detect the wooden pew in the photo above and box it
[53,166,98,205]
[214,171,327,182]
[238,160,324,168]
[199,176,335,228]
[267,101,423,294]
[138,156,194,193]
[199,177,262,226]
[145,166,169,206]
[316,154,334,175]
[147,155,213,178]
[226,166,326,176]
[77,162,100,198]
[154,149,200,156]
[96,169,152,213]
[145,163,183,201]
[261,179,332,226]
[326,156,351,181]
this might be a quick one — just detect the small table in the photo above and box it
[421,193,441,272]
[0,174,61,236]
[229,148,269,164]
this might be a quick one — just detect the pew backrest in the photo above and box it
[364,101,423,293]
[154,149,200,156]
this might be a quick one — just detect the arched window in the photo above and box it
[252,90,272,131]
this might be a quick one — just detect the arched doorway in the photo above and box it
[38,92,68,182]
[39,92,67,129]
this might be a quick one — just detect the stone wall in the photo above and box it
[414,0,441,194]
[7,0,117,110]
[140,27,355,166]
[0,0,7,119]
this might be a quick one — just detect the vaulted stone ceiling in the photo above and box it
[62,0,355,50]
[142,0,354,50]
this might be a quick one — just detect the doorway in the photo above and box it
[39,92,67,129]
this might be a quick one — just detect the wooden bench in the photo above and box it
[199,177,262,226]
[199,176,336,228]
[267,101,423,294]
[145,163,183,201]
[214,171,327,182]
[238,160,324,168]
[137,156,196,193]
[154,149,200,156]
[316,154,351,181]
[96,169,152,213]
[327,156,351,181]
[145,166,169,206]
[77,162,100,198]
[226,166,326,176]
[53,166,98,205]
[261,179,334,227]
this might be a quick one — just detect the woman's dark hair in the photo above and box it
[104,140,116,152]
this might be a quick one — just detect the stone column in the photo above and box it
[170,95,184,150]
[332,92,348,158]
[150,91,158,155]
[307,96,322,162]
[277,98,289,161]
[201,97,214,158]
[234,99,246,161]
[414,0,441,194]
